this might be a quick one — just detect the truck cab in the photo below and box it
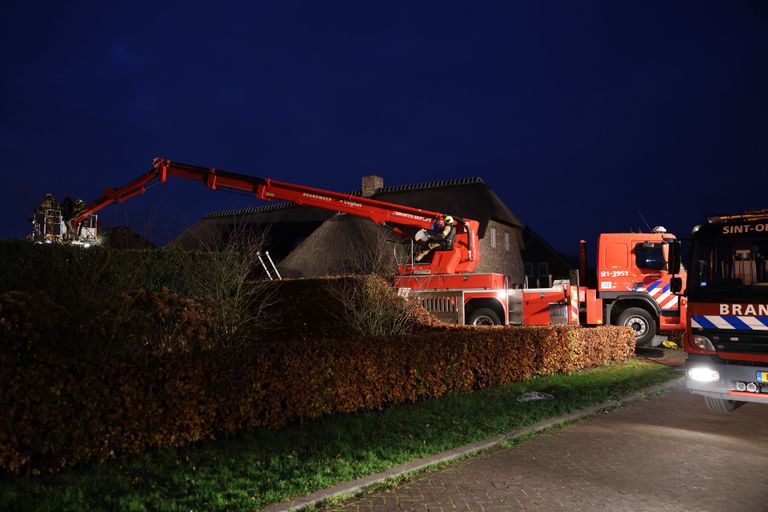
[596,229,686,345]
[673,210,768,412]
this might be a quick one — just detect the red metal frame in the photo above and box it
[71,157,481,275]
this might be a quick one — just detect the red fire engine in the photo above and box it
[669,209,768,412]
[589,230,687,344]
[40,157,686,344]
[395,228,687,345]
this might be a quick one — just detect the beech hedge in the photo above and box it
[0,239,214,298]
[0,289,214,365]
[0,325,633,475]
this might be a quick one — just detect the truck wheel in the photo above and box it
[467,308,502,326]
[704,396,743,413]
[617,307,656,346]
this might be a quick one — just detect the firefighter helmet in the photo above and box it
[444,215,454,225]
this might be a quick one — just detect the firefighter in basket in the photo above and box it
[415,215,456,262]
[34,193,59,239]
[54,196,86,241]
[70,199,86,241]
[60,196,74,240]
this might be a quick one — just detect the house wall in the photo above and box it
[474,220,525,286]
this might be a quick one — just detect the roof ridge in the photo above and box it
[380,176,484,193]
[205,201,294,218]
[204,177,485,218]
[348,176,484,196]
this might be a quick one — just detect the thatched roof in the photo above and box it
[169,202,334,251]
[204,202,332,223]
[278,215,402,278]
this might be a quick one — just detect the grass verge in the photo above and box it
[0,358,678,512]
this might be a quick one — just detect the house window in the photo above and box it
[524,262,533,276]
[490,228,497,249]
[538,262,549,276]
[504,232,510,252]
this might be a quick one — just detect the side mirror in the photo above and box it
[670,277,683,294]
[668,240,681,275]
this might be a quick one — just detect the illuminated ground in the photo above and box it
[321,381,768,512]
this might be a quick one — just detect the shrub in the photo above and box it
[177,227,278,347]
[0,235,273,357]
[262,276,440,341]
[328,275,430,336]
[0,324,633,475]
[97,289,214,356]
[0,291,65,367]
[0,289,213,365]
[0,239,215,298]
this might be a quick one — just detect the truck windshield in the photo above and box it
[690,239,768,293]
[635,242,667,270]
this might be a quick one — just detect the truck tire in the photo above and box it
[616,307,656,346]
[704,396,743,413]
[467,308,502,326]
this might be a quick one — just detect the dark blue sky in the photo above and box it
[2,1,766,256]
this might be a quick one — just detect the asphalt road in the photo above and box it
[322,382,768,511]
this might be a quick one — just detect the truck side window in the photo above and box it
[635,243,667,270]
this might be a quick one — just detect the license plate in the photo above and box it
[757,371,768,383]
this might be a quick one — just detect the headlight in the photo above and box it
[692,335,716,352]
[688,367,720,383]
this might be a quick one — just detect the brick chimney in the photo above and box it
[361,175,384,197]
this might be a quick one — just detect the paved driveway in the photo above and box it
[323,383,768,511]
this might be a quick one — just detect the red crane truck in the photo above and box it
[669,209,768,412]
[49,157,503,325]
[41,157,686,344]
[503,229,687,345]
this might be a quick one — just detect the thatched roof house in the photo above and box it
[171,176,526,284]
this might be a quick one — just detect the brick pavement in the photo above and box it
[322,384,768,511]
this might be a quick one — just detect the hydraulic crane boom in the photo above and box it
[71,157,481,275]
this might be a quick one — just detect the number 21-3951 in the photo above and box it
[601,270,628,277]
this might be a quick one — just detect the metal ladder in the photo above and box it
[257,251,282,280]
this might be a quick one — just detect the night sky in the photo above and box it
[2,1,766,257]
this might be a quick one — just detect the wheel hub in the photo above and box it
[625,317,648,336]
[473,316,496,326]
